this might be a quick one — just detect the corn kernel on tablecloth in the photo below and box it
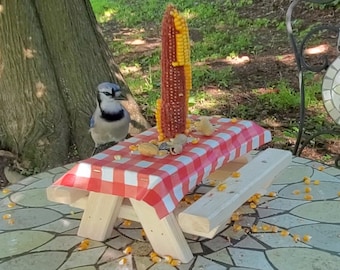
[53,116,272,218]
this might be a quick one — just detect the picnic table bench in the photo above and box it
[47,116,291,263]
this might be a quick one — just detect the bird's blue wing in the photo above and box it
[90,115,95,128]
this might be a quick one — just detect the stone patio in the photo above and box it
[1,151,340,270]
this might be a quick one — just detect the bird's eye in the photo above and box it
[103,91,112,96]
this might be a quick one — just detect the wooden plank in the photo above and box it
[46,185,89,208]
[178,148,291,236]
[77,192,123,241]
[118,199,140,222]
[207,154,251,182]
[130,198,193,263]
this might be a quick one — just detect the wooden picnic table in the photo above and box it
[47,116,291,263]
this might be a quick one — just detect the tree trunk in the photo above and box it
[0,0,149,172]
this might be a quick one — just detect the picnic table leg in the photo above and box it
[130,198,193,263]
[78,191,123,241]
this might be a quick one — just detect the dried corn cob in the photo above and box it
[156,5,191,140]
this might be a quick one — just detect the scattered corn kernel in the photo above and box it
[163,255,173,263]
[141,229,146,237]
[119,258,128,265]
[2,213,11,220]
[231,171,241,178]
[292,189,301,195]
[231,212,240,221]
[78,243,89,251]
[129,145,138,151]
[150,251,158,258]
[262,224,271,231]
[280,230,289,237]
[254,193,262,199]
[303,177,311,185]
[123,246,132,254]
[293,234,300,242]
[170,259,181,266]
[7,202,16,208]
[233,223,242,232]
[304,187,312,193]
[251,225,258,233]
[191,137,200,144]
[249,202,257,209]
[193,193,202,201]
[123,219,132,226]
[81,239,90,245]
[304,194,313,201]
[313,180,320,185]
[268,191,277,197]
[209,180,216,186]
[113,155,122,160]
[217,183,227,191]
[231,118,238,123]
[317,166,325,171]
[338,191,340,197]
[184,195,195,204]
[151,255,162,263]
[2,188,11,194]
[302,234,312,242]
[271,226,279,233]
[7,218,15,225]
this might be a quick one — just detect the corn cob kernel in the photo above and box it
[123,246,132,254]
[302,234,312,242]
[313,180,320,185]
[280,230,289,237]
[157,5,191,139]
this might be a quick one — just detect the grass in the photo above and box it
[90,0,339,162]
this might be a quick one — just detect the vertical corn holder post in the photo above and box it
[156,5,192,140]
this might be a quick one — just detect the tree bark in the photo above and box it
[0,0,149,172]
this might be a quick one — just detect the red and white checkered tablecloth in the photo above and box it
[53,116,271,218]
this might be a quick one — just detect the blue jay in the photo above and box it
[90,82,130,155]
